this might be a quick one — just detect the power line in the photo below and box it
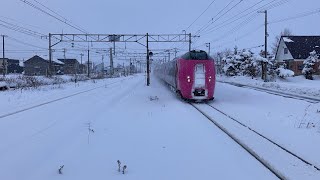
[200,0,288,36]
[197,0,244,36]
[185,0,217,31]
[31,0,88,33]
[196,0,238,35]
[0,18,45,38]
[20,0,88,34]
[197,0,265,36]
[6,36,47,50]
[269,7,320,24]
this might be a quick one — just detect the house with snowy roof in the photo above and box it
[24,55,64,76]
[275,36,320,75]
[58,59,80,74]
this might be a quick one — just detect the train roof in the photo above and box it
[180,50,213,60]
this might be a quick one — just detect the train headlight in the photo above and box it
[187,76,191,82]
[209,76,212,82]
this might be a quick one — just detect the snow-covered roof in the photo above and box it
[37,55,64,64]
[19,60,24,67]
[283,37,294,43]
[49,59,64,65]
[281,36,320,59]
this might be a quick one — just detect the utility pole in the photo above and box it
[1,35,6,77]
[123,62,125,76]
[80,53,84,74]
[173,48,178,58]
[189,33,192,52]
[87,49,90,78]
[206,43,211,55]
[129,58,132,75]
[101,55,104,73]
[63,48,66,60]
[109,48,113,76]
[48,33,52,76]
[146,33,150,86]
[259,10,268,81]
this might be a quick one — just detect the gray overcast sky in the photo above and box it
[1,0,320,64]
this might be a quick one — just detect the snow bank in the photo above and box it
[217,75,320,98]
[0,81,7,87]
[276,67,294,78]
[0,75,93,89]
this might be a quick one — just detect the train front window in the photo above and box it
[182,51,210,60]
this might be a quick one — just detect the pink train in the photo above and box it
[155,50,216,101]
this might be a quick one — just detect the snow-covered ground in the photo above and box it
[0,74,278,180]
[1,74,320,179]
[0,76,130,117]
[217,75,320,98]
[208,81,320,177]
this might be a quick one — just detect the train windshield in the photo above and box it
[181,51,211,60]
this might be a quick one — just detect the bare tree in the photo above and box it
[271,28,293,55]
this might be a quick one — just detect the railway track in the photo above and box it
[218,81,320,104]
[190,102,320,180]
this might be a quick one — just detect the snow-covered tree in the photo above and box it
[240,49,259,78]
[222,49,260,77]
[222,55,238,76]
[302,50,318,80]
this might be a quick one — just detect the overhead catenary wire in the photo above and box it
[196,0,244,36]
[192,0,289,50]
[6,36,47,50]
[269,7,320,24]
[196,0,266,37]
[200,0,287,36]
[20,0,88,34]
[185,0,217,31]
[196,0,239,36]
[0,18,45,38]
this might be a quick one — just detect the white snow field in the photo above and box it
[0,74,277,180]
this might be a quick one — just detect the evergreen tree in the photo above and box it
[302,50,318,80]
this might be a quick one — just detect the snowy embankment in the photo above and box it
[0,75,132,118]
[217,75,320,98]
[0,74,101,89]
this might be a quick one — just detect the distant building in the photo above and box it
[275,36,320,75]
[58,59,80,74]
[24,55,64,76]
[0,58,8,75]
[94,63,104,73]
[7,59,23,74]
[79,64,86,74]
[83,61,93,75]
[0,58,24,74]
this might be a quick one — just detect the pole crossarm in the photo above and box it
[48,32,199,86]
[49,33,198,48]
